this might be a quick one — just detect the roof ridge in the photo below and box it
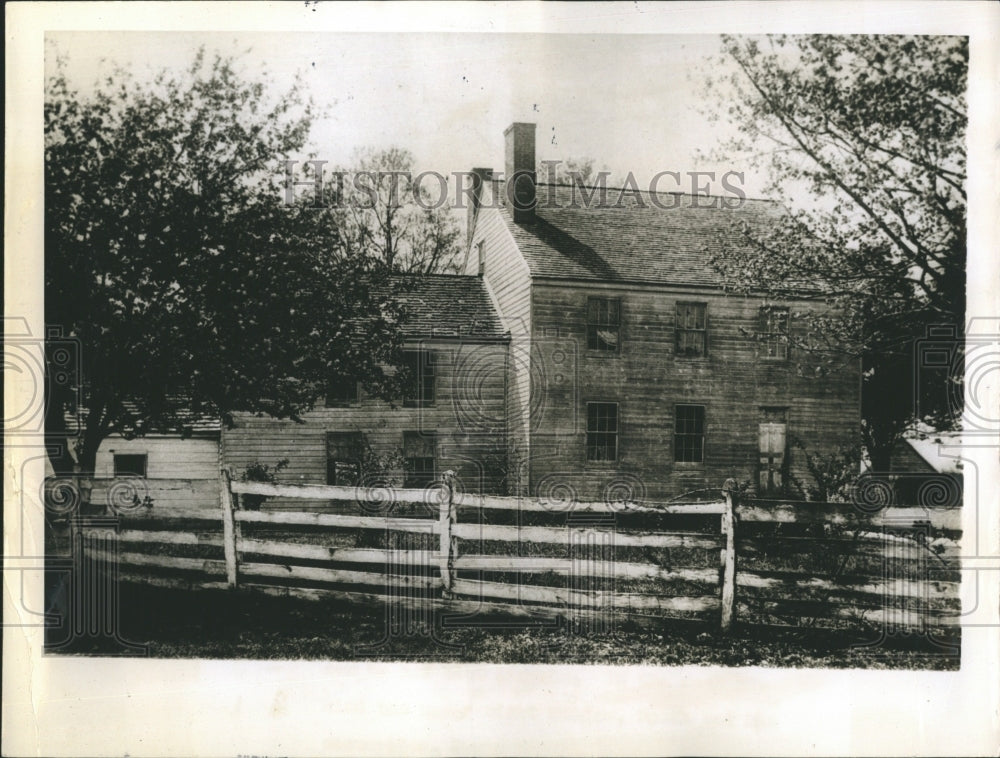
[532,181,780,205]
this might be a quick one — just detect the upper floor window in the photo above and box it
[759,307,789,359]
[477,240,486,277]
[674,404,705,463]
[326,374,359,407]
[587,297,621,352]
[586,402,619,462]
[402,350,435,408]
[675,302,707,357]
[113,454,147,478]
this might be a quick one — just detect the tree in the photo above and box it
[699,35,966,469]
[44,49,407,486]
[537,157,622,187]
[334,147,463,274]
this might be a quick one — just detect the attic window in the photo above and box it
[587,297,621,352]
[477,240,486,277]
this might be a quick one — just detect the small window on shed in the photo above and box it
[113,454,147,478]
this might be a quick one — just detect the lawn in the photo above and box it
[44,581,960,669]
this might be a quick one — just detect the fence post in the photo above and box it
[220,468,238,588]
[439,470,456,596]
[720,478,738,632]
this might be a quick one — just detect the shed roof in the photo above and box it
[394,274,507,339]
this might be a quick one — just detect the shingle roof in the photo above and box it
[64,403,221,435]
[394,274,507,339]
[501,183,786,287]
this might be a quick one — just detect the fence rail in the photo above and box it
[82,471,962,634]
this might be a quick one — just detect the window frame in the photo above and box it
[403,431,437,489]
[325,374,359,407]
[586,296,622,353]
[402,349,436,408]
[674,301,708,358]
[585,401,620,463]
[325,431,364,486]
[673,404,706,464]
[758,306,790,360]
[113,453,148,478]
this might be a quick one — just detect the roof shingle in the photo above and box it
[501,183,786,287]
[393,274,507,339]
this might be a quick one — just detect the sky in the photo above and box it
[47,31,771,198]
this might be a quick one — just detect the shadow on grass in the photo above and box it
[44,581,960,670]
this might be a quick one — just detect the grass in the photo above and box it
[45,581,959,669]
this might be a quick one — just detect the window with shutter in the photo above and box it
[675,302,707,357]
[758,408,787,492]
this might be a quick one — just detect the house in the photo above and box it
[221,274,511,508]
[462,122,862,501]
[202,122,862,507]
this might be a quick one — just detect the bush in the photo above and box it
[238,458,289,510]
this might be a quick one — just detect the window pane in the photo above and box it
[586,297,621,352]
[326,374,358,406]
[403,350,436,407]
[673,405,705,463]
[113,454,147,477]
[326,432,363,486]
[586,403,618,461]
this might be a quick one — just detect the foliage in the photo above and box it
[700,35,967,468]
[333,147,463,274]
[789,439,864,502]
[44,47,407,477]
[238,458,289,510]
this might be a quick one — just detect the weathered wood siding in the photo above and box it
[95,435,220,480]
[222,339,508,509]
[85,435,221,511]
[527,282,861,500]
[468,204,533,491]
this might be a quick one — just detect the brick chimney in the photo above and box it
[504,122,536,224]
[466,167,492,250]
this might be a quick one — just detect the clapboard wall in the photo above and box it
[222,339,509,508]
[526,281,861,501]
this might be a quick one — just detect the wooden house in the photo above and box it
[463,122,862,501]
[220,274,511,508]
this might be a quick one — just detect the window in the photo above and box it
[758,407,787,492]
[759,307,790,359]
[113,454,147,477]
[325,374,359,407]
[326,432,363,486]
[675,302,707,357]
[402,350,435,407]
[403,431,436,488]
[586,297,621,352]
[477,240,486,276]
[586,402,619,462]
[674,405,705,463]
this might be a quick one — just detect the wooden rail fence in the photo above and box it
[77,472,962,634]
